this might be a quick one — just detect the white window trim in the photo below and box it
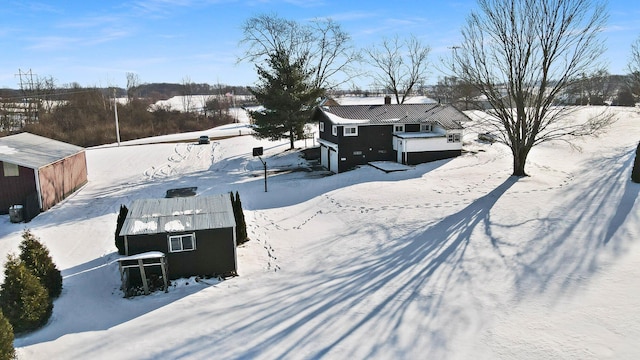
[332,125,337,136]
[393,124,405,133]
[421,123,433,132]
[168,233,196,253]
[319,122,324,132]
[3,162,19,177]
[343,126,358,137]
[447,133,461,143]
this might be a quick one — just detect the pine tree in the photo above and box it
[632,141,640,183]
[249,50,324,150]
[19,229,63,299]
[234,191,249,244]
[0,255,52,334]
[0,309,16,360]
[115,204,129,255]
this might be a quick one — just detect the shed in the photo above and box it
[0,132,87,218]
[119,194,237,279]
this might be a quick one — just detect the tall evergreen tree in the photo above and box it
[115,204,129,255]
[0,255,52,334]
[234,191,249,245]
[0,309,16,360]
[19,229,63,298]
[249,50,324,150]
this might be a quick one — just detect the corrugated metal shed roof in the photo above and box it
[120,194,236,236]
[0,132,85,169]
[319,104,467,130]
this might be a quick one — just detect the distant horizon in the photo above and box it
[2,1,639,90]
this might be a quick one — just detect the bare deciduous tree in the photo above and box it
[239,14,358,90]
[126,72,140,103]
[364,35,431,104]
[452,0,611,176]
[628,36,640,97]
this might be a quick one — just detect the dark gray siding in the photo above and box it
[337,124,394,173]
[126,228,236,279]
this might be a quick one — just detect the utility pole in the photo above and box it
[113,88,121,146]
[15,68,38,125]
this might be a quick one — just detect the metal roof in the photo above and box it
[119,194,236,236]
[0,132,85,169]
[318,104,467,130]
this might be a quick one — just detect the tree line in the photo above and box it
[0,82,237,147]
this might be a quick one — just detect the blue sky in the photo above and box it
[1,0,639,89]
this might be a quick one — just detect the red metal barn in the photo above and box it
[0,132,87,218]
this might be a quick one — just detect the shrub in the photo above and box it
[115,205,129,255]
[19,230,63,299]
[231,191,249,245]
[0,255,53,334]
[632,142,640,183]
[0,309,16,360]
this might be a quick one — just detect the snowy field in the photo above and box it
[1,101,639,359]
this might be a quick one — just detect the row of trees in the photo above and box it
[0,82,236,146]
[241,0,639,177]
[0,230,62,358]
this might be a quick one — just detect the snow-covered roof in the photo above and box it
[120,193,236,236]
[0,132,85,169]
[317,104,467,130]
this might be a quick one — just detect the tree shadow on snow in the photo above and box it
[510,146,639,300]
[151,177,519,360]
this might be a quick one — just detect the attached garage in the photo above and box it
[0,132,87,219]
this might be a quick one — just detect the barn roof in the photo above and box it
[119,194,236,236]
[316,104,467,130]
[0,132,84,169]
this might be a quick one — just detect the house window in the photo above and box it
[344,126,358,136]
[447,134,461,143]
[394,125,404,133]
[319,122,325,132]
[168,233,196,253]
[332,125,337,136]
[3,162,19,177]
[421,123,433,132]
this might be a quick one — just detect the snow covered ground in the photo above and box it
[1,102,639,359]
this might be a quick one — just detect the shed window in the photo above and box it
[447,134,461,143]
[421,124,433,132]
[3,162,19,177]
[394,125,404,133]
[169,233,196,252]
[344,126,358,136]
[319,122,324,132]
